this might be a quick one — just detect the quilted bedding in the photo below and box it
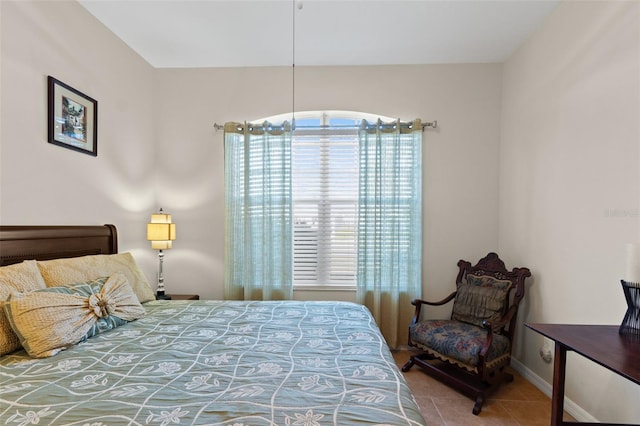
[0,300,426,425]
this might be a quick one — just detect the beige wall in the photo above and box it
[1,1,157,276]
[500,1,640,422]
[154,64,503,301]
[9,0,637,423]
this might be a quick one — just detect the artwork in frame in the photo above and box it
[47,76,98,156]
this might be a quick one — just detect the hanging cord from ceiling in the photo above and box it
[291,0,298,125]
[213,0,437,133]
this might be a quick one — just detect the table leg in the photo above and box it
[551,342,567,426]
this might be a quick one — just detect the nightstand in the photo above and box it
[166,294,200,300]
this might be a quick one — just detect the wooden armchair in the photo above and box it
[402,252,531,415]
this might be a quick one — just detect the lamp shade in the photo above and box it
[147,210,176,250]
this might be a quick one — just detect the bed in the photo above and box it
[0,225,426,425]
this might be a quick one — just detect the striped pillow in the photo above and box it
[0,261,47,355]
[4,273,146,358]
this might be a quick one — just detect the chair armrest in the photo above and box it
[482,304,517,333]
[412,292,457,307]
[477,311,514,376]
[481,318,507,331]
[476,321,498,376]
[409,292,457,326]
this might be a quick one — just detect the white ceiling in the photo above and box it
[78,0,559,69]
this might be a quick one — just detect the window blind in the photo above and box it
[292,128,359,287]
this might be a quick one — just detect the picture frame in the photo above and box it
[47,76,98,156]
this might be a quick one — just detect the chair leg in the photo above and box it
[473,394,485,415]
[402,356,415,372]
[504,371,514,383]
[489,368,514,385]
[402,353,435,372]
[471,371,513,415]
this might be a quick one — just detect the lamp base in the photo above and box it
[620,280,640,336]
[156,291,172,300]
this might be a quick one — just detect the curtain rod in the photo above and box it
[213,120,437,132]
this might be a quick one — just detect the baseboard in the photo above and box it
[510,357,598,423]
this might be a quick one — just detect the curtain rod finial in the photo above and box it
[422,120,438,130]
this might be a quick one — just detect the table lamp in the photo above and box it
[147,208,176,300]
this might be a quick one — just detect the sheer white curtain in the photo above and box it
[356,119,422,348]
[224,121,293,300]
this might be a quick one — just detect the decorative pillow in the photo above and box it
[37,252,155,303]
[0,261,47,356]
[4,273,146,358]
[451,274,512,329]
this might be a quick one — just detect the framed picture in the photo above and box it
[47,76,98,156]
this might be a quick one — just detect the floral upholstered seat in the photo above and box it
[402,253,530,415]
[409,319,511,370]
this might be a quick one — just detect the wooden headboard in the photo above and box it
[0,225,118,266]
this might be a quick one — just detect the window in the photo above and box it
[242,110,419,291]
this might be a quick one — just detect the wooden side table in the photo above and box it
[166,294,200,300]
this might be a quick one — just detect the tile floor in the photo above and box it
[393,350,576,425]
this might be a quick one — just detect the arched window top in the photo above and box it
[253,110,395,128]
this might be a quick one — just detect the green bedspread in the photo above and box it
[0,300,426,425]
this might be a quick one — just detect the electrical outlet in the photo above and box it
[539,342,553,363]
